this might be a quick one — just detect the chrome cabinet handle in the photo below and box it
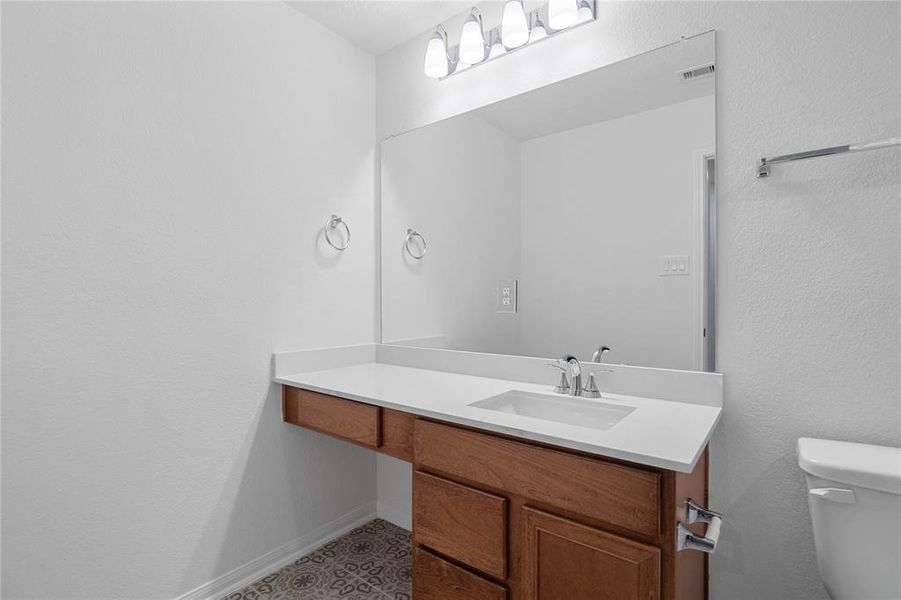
[677,498,723,553]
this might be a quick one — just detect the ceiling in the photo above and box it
[287,0,475,55]
[474,32,715,141]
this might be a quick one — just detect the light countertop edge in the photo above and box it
[274,364,721,473]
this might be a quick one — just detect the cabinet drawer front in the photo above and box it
[380,408,415,462]
[413,471,507,579]
[522,506,660,600]
[413,547,507,600]
[414,420,661,538]
[283,387,380,448]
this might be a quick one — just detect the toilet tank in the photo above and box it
[797,438,901,600]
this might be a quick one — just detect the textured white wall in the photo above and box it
[519,96,714,368]
[376,454,413,530]
[377,3,901,599]
[2,3,377,598]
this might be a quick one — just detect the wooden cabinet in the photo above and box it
[412,418,707,600]
[280,385,708,600]
[414,419,661,539]
[380,407,415,461]
[413,547,507,600]
[413,471,507,579]
[521,507,660,600]
[282,388,414,460]
[283,387,380,449]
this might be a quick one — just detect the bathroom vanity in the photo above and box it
[281,29,724,600]
[274,345,723,600]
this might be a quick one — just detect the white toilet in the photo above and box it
[798,438,901,600]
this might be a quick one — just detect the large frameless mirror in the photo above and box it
[380,31,716,371]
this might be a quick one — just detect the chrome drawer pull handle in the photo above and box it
[677,498,723,554]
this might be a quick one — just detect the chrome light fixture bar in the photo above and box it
[423,0,596,80]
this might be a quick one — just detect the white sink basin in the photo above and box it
[468,390,635,431]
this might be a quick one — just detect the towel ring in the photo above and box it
[404,228,427,260]
[324,214,350,251]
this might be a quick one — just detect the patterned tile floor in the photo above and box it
[223,519,412,600]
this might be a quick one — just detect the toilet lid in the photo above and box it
[797,438,901,495]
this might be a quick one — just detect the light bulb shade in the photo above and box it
[529,24,547,42]
[423,30,449,78]
[487,28,506,59]
[576,1,593,23]
[549,0,578,29]
[459,12,485,64]
[530,13,548,42]
[501,0,529,48]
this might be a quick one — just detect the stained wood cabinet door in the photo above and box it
[522,507,660,600]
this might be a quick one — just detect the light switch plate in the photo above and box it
[660,255,690,276]
[497,279,518,313]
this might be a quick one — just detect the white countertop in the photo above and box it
[275,361,721,473]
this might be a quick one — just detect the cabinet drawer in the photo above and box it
[522,506,660,600]
[283,387,380,449]
[413,547,507,600]
[413,471,507,579]
[414,420,661,538]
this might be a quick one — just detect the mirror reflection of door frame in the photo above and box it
[692,149,716,372]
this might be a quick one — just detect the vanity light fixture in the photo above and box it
[423,25,451,78]
[576,0,594,24]
[424,0,595,79]
[487,28,506,59]
[459,8,486,64]
[529,12,548,43]
[501,0,530,49]
[548,0,578,30]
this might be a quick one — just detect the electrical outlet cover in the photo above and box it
[497,279,518,313]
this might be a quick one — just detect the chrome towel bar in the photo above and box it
[756,136,900,178]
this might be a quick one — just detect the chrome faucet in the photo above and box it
[558,355,581,396]
[592,346,611,363]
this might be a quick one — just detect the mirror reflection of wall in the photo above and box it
[381,32,716,371]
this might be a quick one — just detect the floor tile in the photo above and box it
[223,519,411,600]
[327,520,412,587]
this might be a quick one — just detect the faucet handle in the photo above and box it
[547,363,570,394]
[581,373,601,398]
[581,369,614,398]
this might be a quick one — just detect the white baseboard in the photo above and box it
[376,502,412,531]
[175,503,377,600]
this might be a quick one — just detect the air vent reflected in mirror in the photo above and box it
[678,63,716,82]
